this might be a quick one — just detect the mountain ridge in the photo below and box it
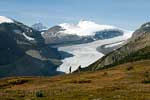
[0,16,63,78]
[43,20,131,45]
[81,22,150,71]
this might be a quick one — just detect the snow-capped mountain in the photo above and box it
[59,20,117,36]
[0,16,44,65]
[31,22,47,32]
[0,16,14,24]
[0,16,62,77]
[43,20,132,45]
[0,16,45,47]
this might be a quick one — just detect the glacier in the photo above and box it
[57,32,132,73]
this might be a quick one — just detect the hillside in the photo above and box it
[0,20,150,100]
[82,22,150,71]
[0,16,62,78]
[0,60,150,100]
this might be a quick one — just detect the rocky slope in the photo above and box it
[83,22,150,71]
[43,25,82,44]
[0,16,62,78]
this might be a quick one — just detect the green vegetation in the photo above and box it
[142,71,150,84]
[142,78,150,83]
[36,91,44,97]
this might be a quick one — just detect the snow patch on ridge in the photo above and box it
[23,33,35,41]
[122,30,134,39]
[105,41,124,48]
[0,16,14,24]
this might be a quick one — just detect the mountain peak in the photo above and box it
[141,22,150,28]
[31,22,47,31]
[0,16,14,24]
[132,22,150,39]
[59,20,119,36]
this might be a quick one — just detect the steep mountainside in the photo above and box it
[43,25,82,44]
[83,22,150,71]
[0,16,62,78]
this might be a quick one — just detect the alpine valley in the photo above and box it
[0,16,150,100]
[0,16,133,77]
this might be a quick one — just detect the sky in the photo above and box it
[0,0,150,30]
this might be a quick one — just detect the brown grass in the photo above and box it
[0,60,150,100]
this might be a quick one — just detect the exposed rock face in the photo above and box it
[0,17,62,78]
[84,22,150,71]
[31,22,47,31]
[43,25,82,44]
[43,25,124,45]
[0,21,44,65]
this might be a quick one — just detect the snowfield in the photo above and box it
[0,16,14,24]
[57,34,132,73]
[59,20,126,36]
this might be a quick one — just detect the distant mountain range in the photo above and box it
[43,20,132,45]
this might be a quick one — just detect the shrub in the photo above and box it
[64,78,92,84]
[126,66,134,71]
[142,78,150,84]
[36,91,44,97]
[7,78,29,85]
[102,72,108,76]
[142,71,150,84]
[77,79,92,83]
